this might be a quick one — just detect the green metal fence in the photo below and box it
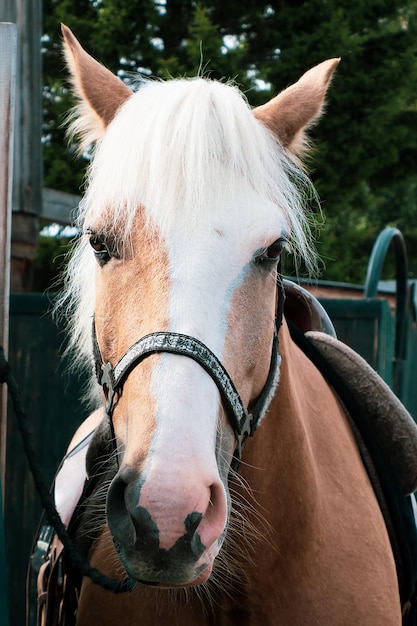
[316,228,417,420]
[318,298,395,385]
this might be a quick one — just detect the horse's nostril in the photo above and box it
[184,511,203,536]
[106,472,137,545]
[194,482,227,551]
[131,506,159,549]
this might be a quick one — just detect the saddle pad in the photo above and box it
[306,330,417,496]
[54,431,94,527]
[54,409,104,527]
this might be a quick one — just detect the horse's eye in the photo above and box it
[265,239,285,260]
[89,235,106,253]
[255,237,286,264]
[87,232,113,266]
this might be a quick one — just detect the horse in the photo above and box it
[55,24,403,625]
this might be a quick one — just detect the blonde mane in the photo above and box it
[57,76,318,378]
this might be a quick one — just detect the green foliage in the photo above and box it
[39,0,417,289]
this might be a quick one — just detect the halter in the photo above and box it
[92,273,285,469]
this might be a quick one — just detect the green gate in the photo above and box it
[316,227,417,419]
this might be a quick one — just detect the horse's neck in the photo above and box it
[239,321,360,542]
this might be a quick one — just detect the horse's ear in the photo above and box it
[253,58,340,159]
[61,24,132,149]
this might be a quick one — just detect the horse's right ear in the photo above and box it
[253,58,340,160]
[61,24,132,149]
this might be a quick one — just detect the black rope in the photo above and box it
[0,347,134,593]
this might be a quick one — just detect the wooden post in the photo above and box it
[1,0,42,292]
[0,22,17,490]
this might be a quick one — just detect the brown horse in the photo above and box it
[57,25,402,625]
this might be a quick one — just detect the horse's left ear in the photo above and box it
[61,24,132,149]
[253,58,340,158]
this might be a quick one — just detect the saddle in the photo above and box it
[284,280,417,620]
[283,279,417,496]
[31,281,417,625]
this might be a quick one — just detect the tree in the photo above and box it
[39,0,417,289]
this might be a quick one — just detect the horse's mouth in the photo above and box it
[114,537,216,588]
[111,518,221,588]
[133,562,213,588]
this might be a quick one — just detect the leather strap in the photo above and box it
[93,327,279,464]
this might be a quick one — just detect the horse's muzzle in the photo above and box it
[106,466,226,586]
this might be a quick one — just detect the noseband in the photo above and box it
[92,275,285,470]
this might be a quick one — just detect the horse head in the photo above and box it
[61,24,338,587]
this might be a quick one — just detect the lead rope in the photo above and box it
[0,347,135,594]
